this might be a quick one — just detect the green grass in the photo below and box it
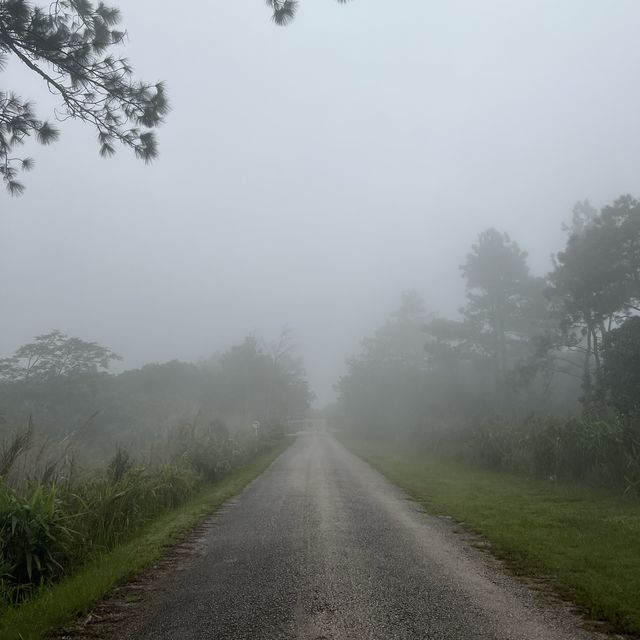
[342,436,640,636]
[0,440,291,640]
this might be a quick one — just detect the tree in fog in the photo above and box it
[0,330,120,382]
[601,317,640,427]
[0,0,167,194]
[425,229,547,401]
[0,331,121,443]
[461,229,531,392]
[204,336,313,427]
[336,292,432,437]
[549,196,640,412]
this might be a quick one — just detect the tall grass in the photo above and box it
[463,415,640,493]
[0,419,278,608]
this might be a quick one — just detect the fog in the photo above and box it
[3,0,640,405]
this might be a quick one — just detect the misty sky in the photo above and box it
[3,0,640,405]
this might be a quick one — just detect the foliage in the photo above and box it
[0,483,73,598]
[0,422,281,606]
[335,292,435,437]
[201,334,313,428]
[0,330,121,383]
[463,415,640,493]
[601,317,640,425]
[0,333,312,454]
[425,229,551,399]
[0,442,290,640]
[0,0,168,194]
[266,0,350,26]
[0,423,33,478]
[340,195,640,455]
[338,195,640,503]
[548,196,640,412]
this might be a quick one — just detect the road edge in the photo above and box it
[0,437,294,640]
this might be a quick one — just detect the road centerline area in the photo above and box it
[123,433,604,640]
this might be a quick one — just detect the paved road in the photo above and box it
[126,433,602,640]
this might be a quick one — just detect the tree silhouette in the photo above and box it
[267,0,350,26]
[0,0,168,195]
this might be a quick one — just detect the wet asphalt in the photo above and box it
[125,432,604,640]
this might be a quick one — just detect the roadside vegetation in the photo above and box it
[0,329,310,636]
[0,439,289,640]
[343,438,640,636]
[0,422,273,606]
[332,195,640,635]
[333,196,640,496]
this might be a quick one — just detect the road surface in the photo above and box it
[124,432,602,640]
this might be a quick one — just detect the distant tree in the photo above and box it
[0,0,168,195]
[423,230,552,406]
[204,335,312,426]
[458,229,539,394]
[266,0,350,26]
[336,292,432,437]
[0,330,121,382]
[548,196,640,412]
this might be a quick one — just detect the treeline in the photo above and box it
[0,330,313,456]
[335,195,640,493]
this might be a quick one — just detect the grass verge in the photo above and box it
[342,436,640,636]
[0,439,291,640]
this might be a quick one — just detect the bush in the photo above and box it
[0,423,278,607]
[465,415,640,493]
[0,483,73,601]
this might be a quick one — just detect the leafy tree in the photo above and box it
[203,335,312,427]
[457,228,544,395]
[0,0,168,194]
[601,317,640,425]
[599,195,640,304]
[0,330,121,382]
[548,196,640,412]
[267,0,350,26]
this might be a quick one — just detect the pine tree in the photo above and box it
[0,0,168,195]
[266,0,350,26]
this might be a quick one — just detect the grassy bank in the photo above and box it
[342,436,640,636]
[0,439,290,640]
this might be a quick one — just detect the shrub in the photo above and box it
[0,423,278,607]
[0,483,73,601]
[464,414,640,494]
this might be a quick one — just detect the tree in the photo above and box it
[0,0,168,195]
[601,317,640,425]
[266,0,350,26]
[548,196,640,412]
[458,229,537,395]
[336,292,432,437]
[0,330,121,382]
[203,335,312,426]
[423,230,553,410]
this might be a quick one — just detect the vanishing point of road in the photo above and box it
[123,432,604,640]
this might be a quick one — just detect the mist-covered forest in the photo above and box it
[0,330,312,454]
[0,329,310,606]
[335,195,640,492]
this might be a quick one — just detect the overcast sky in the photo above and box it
[2,0,640,404]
